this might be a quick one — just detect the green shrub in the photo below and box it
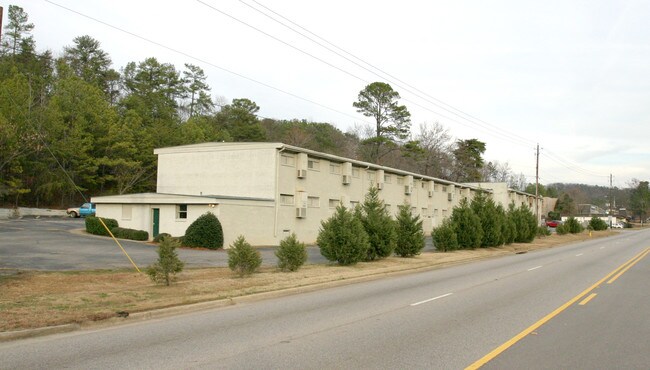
[275,233,307,272]
[111,227,149,241]
[228,235,262,277]
[357,186,397,261]
[394,203,425,257]
[566,217,584,234]
[499,204,516,245]
[450,198,482,249]
[153,233,172,243]
[548,211,561,221]
[556,223,569,235]
[317,204,369,265]
[85,216,118,236]
[623,222,633,228]
[432,219,458,252]
[537,226,551,237]
[146,237,184,286]
[588,217,608,231]
[471,193,503,247]
[184,212,223,249]
[510,203,537,243]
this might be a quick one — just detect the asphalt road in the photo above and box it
[0,217,330,270]
[1,228,647,369]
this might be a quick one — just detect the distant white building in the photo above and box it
[93,142,542,247]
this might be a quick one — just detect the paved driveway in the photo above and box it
[0,218,328,271]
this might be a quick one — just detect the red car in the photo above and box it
[546,220,561,228]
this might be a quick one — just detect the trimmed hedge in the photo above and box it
[85,216,118,236]
[184,212,224,249]
[111,227,149,241]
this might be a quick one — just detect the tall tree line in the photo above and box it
[0,6,530,208]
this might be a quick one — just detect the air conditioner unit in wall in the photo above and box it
[342,175,351,185]
[377,182,383,190]
[428,190,434,197]
[448,193,454,201]
[405,185,412,195]
[296,207,307,218]
[297,169,307,179]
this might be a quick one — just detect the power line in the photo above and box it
[233,0,536,148]
[244,0,537,147]
[43,0,370,125]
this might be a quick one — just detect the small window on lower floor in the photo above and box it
[121,205,132,220]
[280,194,294,205]
[177,204,187,219]
[329,199,339,208]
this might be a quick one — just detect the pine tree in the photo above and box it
[471,192,503,247]
[450,198,483,249]
[228,235,262,277]
[147,237,184,286]
[317,204,369,265]
[276,233,308,271]
[358,186,397,260]
[432,219,458,252]
[395,203,425,257]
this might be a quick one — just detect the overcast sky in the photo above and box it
[3,0,649,188]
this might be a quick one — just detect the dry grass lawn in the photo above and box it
[0,231,616,332]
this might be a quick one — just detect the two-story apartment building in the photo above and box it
[92,142,542,247]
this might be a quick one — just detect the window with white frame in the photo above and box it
[280,194,294,205]
[384,174,392,183]
[352,167,360,178]
[367,171,375,181]
[397,177,404,185]
[308,196,320,208]
[329,163,341,174]
[176,204,188,219]
[281,154,295,166]
[349,200,359,209]
[308,159,320,170]
[328,199,339,208]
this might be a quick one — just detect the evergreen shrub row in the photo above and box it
[85,216,118,236]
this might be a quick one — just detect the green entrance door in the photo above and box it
[152,208,160,237]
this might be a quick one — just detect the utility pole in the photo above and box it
[0,7,4,43]
[609,173,613,228]
[535,143,540,225]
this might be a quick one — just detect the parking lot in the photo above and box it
[0,217,328,271]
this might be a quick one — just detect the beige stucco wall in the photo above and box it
[156,145,278,199]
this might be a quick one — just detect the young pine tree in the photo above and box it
[432,219,458,252]
[317,204,369,265]
[228,235,262,277]
[471,193,503,247]
[450,198,483,249]
[395,203,425,257]
[358,186,397,261]
[275,233,308,272]
[147,237,185,286]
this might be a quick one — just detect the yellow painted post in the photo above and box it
[98,217,142,273]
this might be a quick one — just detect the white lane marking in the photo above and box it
[527,266,542,271]
[410,293,453,306]
[576,253,584,257]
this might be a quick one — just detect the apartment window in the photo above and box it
[121,205,132,220]
[384,174,392,183]
[397,177,404,185]
[349,200,359,209]
[411,207,417,214]
[328,199,339,208]
[367,171,375,181]
[434,208,439,216]
[177,204,188,219]
[280,194,294,205]
[385,204,392,213]
[308,159,320,171]
[281,154,295,166]
[308,196,320,208]
[442,186,448,192]
[422,208,428,217]
[352,168,360,178]
[329,163,341,174]
[421,182,425,188]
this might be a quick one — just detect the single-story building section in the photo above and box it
[92,142,543,247]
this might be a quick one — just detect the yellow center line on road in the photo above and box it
[607,248,650,284]
[465,247,649,370]
[579,293,597,306]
